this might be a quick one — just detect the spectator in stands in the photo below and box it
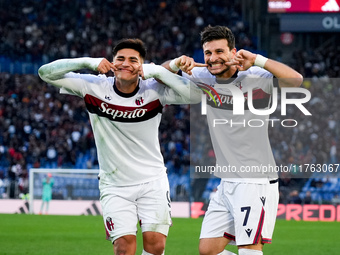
[0,1,250,65]
[302,191,312,205]
[18,168,29,199]
[0,170,6,198]
[287,190,302,204]
[331,194,340,205]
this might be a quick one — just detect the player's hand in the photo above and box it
[233,49,257,71]
[97,59,116,74]
[175,55,207,75]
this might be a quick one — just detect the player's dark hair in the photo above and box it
[112,38,147,59]
[200,25,235,50]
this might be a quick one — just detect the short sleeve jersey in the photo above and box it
[183,67,278,183]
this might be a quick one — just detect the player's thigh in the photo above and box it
[231,182,278,246]
[137,176,171,235]
[100,185,139,242]
[200,185,234,241]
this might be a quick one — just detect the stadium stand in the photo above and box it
[0,0,339,203]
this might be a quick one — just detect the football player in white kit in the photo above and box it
[163,26,303,255]
[38,38,202,255]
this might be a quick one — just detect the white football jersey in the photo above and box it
[183,67,278,183]
[60,73,182,186]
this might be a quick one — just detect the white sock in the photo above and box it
[238,249,263,255]
[217,250,237,255]
[141,250,164,255]
[142,250,153,255]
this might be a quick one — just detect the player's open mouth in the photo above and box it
[208,62,224,69]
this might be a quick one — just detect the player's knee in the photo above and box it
[114,244,128,255]
[114,236,136,255]
[154,244,165,255]
[199,238,229,255]
[114,242,128,255]
[143,241,165,255]
[198,242,211,255]
[143,232,166,255]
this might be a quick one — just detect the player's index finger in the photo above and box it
[195,63,208,67]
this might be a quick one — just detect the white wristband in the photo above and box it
[169,58,180,72]
[254,54,268,68]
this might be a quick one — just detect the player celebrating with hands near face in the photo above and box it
[39,38,201,255]
[164,25,303,255]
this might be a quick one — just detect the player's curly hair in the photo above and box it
[200,25,235,50]
[112,38,147,59]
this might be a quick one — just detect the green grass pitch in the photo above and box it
[0,214,339,255]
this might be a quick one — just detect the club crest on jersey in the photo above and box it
[106,217,114,231]
[105,95,112,101]
[235,81,242,90]
[135,97,144,105]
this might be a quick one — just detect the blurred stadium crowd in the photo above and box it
[0,0,339,204]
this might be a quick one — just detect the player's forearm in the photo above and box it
[143,64,202,104]
[255,56,303,88]
[267,59,303,88]
[38,57,103,87]
[161,60,176,73]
